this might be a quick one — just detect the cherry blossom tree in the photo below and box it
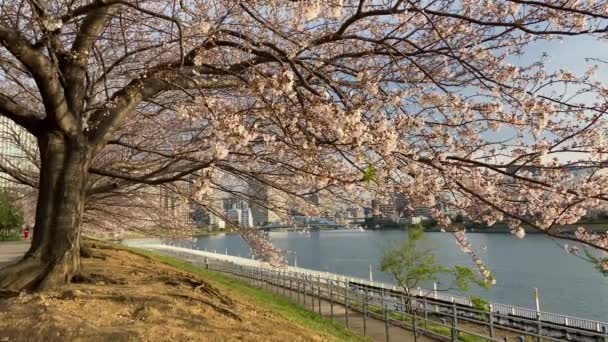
[1,0,608,291]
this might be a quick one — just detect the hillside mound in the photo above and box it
[0,243,335,342]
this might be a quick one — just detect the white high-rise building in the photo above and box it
[240,208,253,228]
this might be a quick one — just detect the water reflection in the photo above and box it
[174,229,608,320]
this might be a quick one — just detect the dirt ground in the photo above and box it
[0,244,338,342]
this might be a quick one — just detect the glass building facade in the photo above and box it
[0,116,37,190]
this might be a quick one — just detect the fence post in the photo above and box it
[317,274,322,315]
[381,287,385,313]
[304,275,307,307]
[424,296,428,329]
[283,270,287,297]
[363,289,367,336]
[345,279,349,328]
[297,273,301,304]
[311,275,315,312]
[385,305,390,342]
[401,293,405,321]
[289,272,293,300]
[330,283,334,321]
[536,312,542,342]
[489,304,495,338]
[451,301,458,342]
[413,304,418,342]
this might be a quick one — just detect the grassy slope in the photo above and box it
[133,248,369,342]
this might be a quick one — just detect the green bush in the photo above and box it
[470,296,490,313]
[381,225,489,294]
[0,191,24,239]
[0,231,21,241]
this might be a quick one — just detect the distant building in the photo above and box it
[394,193,408,217]
[226,208,242,227]
[240,207,254,228]
[191,206,225,229]
[346,206,364,219]
[158,186,191,225]
[413,207,431,218]
[210,214,226,229]
[200,211,226,229]
[247,180,280,227]
[404,216,425,224]
[0,117,37,191]
[371,198,398,222]
[223,196,246,211]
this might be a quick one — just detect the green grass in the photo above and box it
[0,232,22,241]
[132,248,370,342]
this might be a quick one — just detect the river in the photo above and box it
[173,229,608,321]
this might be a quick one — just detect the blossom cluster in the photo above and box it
[453,229,496,285]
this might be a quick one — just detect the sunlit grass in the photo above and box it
[132,248,370,342]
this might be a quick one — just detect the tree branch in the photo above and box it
[63,5,115,114]
[0,24,79,136]
[0,93,42,134]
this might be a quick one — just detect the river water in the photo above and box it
[174,229,608,321]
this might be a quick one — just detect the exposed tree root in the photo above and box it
[0,289,20,299]
[157,275,233,307]
[0,251,80,291]
[71,272,127,285]
[0,257,46,291]
[168,293,242,321]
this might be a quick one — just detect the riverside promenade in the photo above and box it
[143,245,439,342]
[128,241,608,342]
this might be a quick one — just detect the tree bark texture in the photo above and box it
[0,131,89,290]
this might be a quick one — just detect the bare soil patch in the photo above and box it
[0,243,338,342]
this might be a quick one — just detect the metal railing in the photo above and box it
[134,243,608,342]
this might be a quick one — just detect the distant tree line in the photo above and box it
[0,191,23,240]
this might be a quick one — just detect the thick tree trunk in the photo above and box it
[0,131,89,291]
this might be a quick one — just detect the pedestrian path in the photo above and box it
[0,242,28,268]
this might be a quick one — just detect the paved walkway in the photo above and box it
[0,241,29,268]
